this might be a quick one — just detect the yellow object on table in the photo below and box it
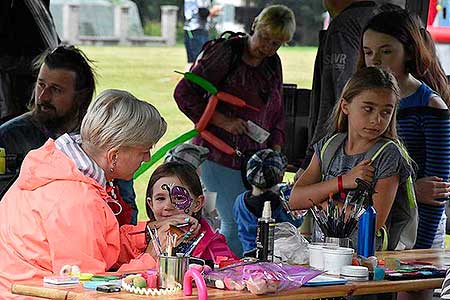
[78,273,93,281]
[0,148,5,174]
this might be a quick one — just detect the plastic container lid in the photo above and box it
[309,243,337,250]
[341,266,369,277]
[322,246,354,255]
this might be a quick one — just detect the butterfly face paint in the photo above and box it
[161,183,194,214]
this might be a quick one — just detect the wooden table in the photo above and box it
[12,249,450,300]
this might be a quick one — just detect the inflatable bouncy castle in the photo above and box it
[428,0,450,42]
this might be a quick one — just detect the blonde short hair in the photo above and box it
[81,89,167,150]
[252,5,296,42]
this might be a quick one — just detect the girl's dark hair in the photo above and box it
[146,161,203,221]
[358,9,450,106]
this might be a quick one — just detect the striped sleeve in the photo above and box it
[423,111,450,180]
[441,268,450,298]
[415,109,450,249]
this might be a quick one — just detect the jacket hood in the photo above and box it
[16,139,106,194]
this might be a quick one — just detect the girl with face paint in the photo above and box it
[144,175,203,257]
[116,162,238,270]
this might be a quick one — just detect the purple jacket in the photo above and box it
[174,36,285,169]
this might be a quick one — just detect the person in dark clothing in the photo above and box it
[233,148,302,257]
[299,1,378,174]
[183,0,222,68]
[0,45,138,225]
[0,45,95,167]
[0,0,59,122]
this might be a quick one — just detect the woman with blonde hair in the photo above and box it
[174,5,295,256]
[0,89,166,299]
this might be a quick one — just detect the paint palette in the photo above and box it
[384,266,446,281]
[43,276,79,285]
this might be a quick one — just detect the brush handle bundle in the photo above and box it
[309,179,375,238]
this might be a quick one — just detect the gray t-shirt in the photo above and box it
[313,136,412,184]
[312,135,415,250]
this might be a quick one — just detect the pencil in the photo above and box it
[184,231,205,257]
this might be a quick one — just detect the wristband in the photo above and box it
[337,175,345,200]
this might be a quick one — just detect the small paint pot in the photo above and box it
[308,243,337,270]
[341,265,369,281]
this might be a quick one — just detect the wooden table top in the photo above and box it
[12,249,450,300]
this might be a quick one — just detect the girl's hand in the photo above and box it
[145,215,201,254]
[343,159,374,189]
[415,176,450,206]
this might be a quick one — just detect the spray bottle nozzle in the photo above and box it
[262,201,272,219]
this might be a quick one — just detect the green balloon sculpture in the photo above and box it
[133,71,254,179]
[133,128,199,179]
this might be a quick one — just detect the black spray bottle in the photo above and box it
[256,201,276,261]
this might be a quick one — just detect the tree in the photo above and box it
[131,0,183,23]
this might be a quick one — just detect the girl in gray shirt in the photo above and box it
[289,67,417,250]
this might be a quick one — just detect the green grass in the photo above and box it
[80,45,317,221]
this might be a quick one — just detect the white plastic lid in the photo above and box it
[309,243,337,250]
[341,265,369,277]
[322,246,354,255]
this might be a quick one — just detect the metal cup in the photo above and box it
[325,236,352,248]
[158,255,189,289]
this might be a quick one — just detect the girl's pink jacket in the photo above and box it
[118,218,239,271]
[0,140,120,299]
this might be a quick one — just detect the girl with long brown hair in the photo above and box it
[360,9,450,250]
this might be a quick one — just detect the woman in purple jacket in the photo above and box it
[174,5,295,256]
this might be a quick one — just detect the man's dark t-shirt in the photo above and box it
[303,1,378,169]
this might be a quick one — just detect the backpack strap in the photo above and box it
[376,226,389,251]
[320,133,347,179]
[361,138,416,208]
[320,134,394,177]
[369,139,417,209]
[363,138,393,162]
[192,31,246,72]
[394,143,417,209]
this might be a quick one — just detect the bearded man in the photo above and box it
[0,45,95,165]
[0,45,139,225]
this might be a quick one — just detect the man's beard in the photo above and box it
[32,103,80,133]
